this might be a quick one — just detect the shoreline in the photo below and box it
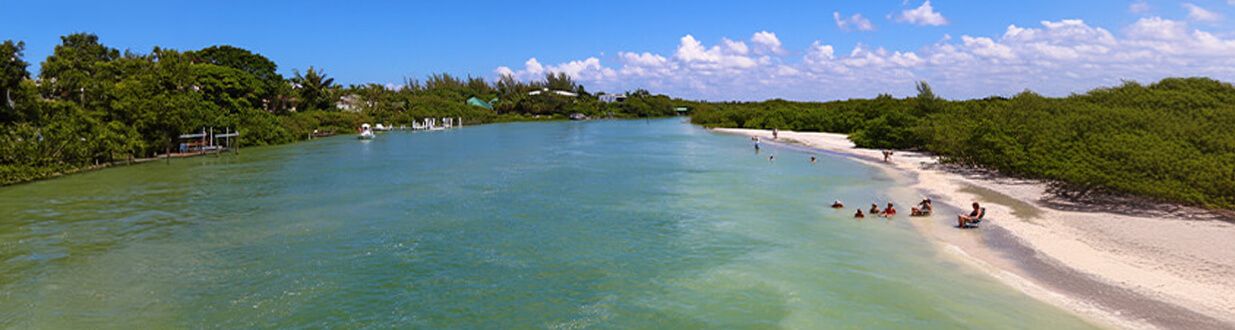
[713,127,1235,329]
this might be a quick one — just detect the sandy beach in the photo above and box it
[715,128,1235,329]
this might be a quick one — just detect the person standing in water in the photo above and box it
[753,137,761,153]
[882,202,897,217]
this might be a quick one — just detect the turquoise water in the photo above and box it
[0,119,1094,328]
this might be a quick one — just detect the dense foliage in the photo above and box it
[1,34,677,185]
[690,78,1235,209]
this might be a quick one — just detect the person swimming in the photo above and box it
[882,202,897,217]
[869,203,881,214]
[810,156,817,164]
[854,209,865,218]
[769,155,775,162]
[830,200,844,208]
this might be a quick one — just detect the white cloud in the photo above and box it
[524,58,544,74]
[961,36,1016,60]
[495,19,1235,100]
[1130,1,1150,13]
[1183,3,1222,22]
[834,11,876,31]
[898,1,949,26]
[751,31,785,54]
[674,35,759,70]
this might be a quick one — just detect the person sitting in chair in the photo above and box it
[911,198,933,216]
[958,202,984,228]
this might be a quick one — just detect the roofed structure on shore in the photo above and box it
[466,97,494,110]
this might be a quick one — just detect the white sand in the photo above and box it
[715,128,1235,329]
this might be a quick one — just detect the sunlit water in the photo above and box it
[0,119,1094,328]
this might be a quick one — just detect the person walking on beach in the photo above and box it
[772,128,779,140]
[882,150,894,163]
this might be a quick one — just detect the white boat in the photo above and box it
[374,123,389,131]
[358,123,376,140]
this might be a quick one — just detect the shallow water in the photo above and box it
[0,119,1094,328]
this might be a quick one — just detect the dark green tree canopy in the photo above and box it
[188,45,281,84]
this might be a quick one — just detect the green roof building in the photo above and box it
[467,97,494,111]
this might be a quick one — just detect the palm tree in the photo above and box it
[291,66,336,111]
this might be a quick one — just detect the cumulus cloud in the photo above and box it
[898,1,949,26]
[495,18,1235,100]
[834,11,876,31]
[751,31,786,54]
[1129,1,1150,13]
[1183,3,1222,22]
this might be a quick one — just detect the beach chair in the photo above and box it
[960,207,986,228]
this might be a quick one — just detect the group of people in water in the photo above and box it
[750,131,984,228]
[832,198,935,219]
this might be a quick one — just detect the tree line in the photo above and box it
[0,34,677,185]
[689,78,1235,209]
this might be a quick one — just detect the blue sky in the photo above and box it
[3,0,1235,100]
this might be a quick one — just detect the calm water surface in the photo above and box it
[0,119,1094,328]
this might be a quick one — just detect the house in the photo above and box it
[599,93,627,103]
[528,88,577,97]
[336,94,363,112]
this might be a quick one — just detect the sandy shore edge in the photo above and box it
[713,128,1235,329]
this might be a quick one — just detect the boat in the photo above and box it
[358,123,376,140]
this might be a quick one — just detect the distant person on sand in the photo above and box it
[869,203,881,214]
[855,209,865,218]
[882,150,894,163]
[912,198,933,216]
[882,202,897,217]
[958,202,983,227]
[772,128,779,140]
[810,156,817,164]
[831,200,844,208]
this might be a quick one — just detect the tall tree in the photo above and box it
[39,33,120,104]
